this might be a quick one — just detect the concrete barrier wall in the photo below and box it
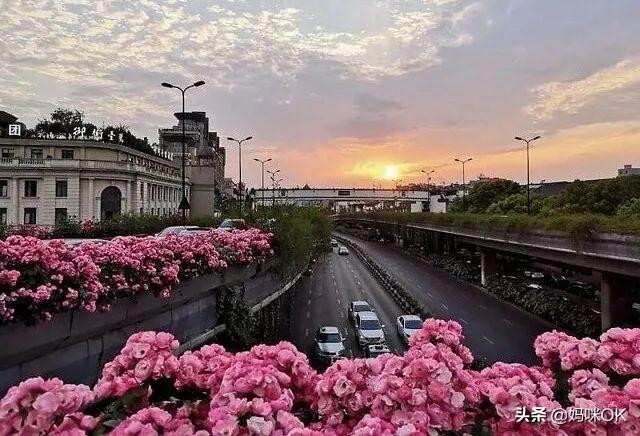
[0,263,276,393]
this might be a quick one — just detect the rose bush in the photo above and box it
[0,229,272,324]
[3,320,640,435]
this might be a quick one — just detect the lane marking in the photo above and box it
[483,335,494,345]
[502,318,513,326]
[306,311,310,319]
[441,303,448,310]
[478,304,487,311]
[459,318,468,325]
[307,299,311,306]
[305,328,309,337]
[426,292,434,298]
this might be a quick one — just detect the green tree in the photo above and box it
[466,179,521,212]
[617,198,640,217]
[557,176,640,215]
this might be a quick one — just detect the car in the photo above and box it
[314,326,346,364]
[330,238,338,247]
[57,238,109,246]
[524,270,545,280]
[338,246,349,255]
[396,314,423,345]
[179,227,214,236]
[155,226,200,237]
[526,283,543,291]
[217,219,246,231]
[355,311,385,348]
[348,301,373,324]
[365,344,392,358]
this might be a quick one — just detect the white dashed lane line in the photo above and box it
[483,335,494,345]
[305,328,309,337]
[502,318,513,326]
[306,311,311,319]
[441,303,449,310]
[459,318,468,325]
[478,304,487,311]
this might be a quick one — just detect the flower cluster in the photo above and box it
[0,377,96,435]
[535,328,640,376]
[4,321,640,435]
[94,331,180,398]
[0,229,272,324]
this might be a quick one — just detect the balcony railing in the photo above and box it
[0,158,182,180]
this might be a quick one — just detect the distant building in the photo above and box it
[0,111,26,139]
[158,112,226,217]
[618,164,640,177]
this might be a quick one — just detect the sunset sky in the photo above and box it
[1,0,639,188]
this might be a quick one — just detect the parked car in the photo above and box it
[217,219,246,231]
[338,246,349,255]
[314,326,346,364]
[365,344,392,358]
[396,314,423,345]
[526,283,543,291]
[355,311,385,349]
[330,238,338,247]
[348,301,373,324]
[179,227,214,236]
[155,226,200,237]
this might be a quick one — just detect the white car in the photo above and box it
[330,238,338,247]
[217,219,246,231]
[155,226,200,237]
[338,246,349,255]
[397,315,423,345]
[348,301,373,325]
[365,344,392,358]
[314,326,346,364]
[355,311,385,348]
[526,283,543,291]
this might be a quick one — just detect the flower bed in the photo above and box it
[2,320,640,435]
[0,229,272,325]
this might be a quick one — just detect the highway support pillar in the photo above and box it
[480,249,498,286]
[600,272,634,332]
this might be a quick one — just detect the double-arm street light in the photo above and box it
[227,136,253,216]
[254,158,272,207]
[454,158,472,211]
[267,169,281,207]
[161,80,206,222]
[422,168,435,211]
[515,135,541,215]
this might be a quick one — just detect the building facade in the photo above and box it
[158,112,225,217]
[0,138,189,226]
[618,164,640,177]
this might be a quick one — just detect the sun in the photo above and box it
[383,165,399,180]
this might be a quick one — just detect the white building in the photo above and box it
[253,186,451,213]
[0,138,190,226]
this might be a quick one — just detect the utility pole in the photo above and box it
[454,158,472,211]
[267,169,280,208]
[515,136,541,215]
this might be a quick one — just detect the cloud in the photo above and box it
[525,56,640,120]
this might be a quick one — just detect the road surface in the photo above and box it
[336,232,552,364]
[283,245,406,365]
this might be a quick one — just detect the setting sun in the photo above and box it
[383,165,400,180]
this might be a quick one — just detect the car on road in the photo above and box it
[348,301,373,324]
[314,326,346,364]
[330,238,338,247]
[155,226,201,238]
[526,283,543,291]
[365,344,392,358]
[396,314,423,345]
[355,311,385,349]
[338,245,349,255]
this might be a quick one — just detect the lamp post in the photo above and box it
[422,169,435,212]
[227,136,253,216]
[515,135,541,215]
[454,158,472,211]
[254,158,272,208]
[393,179,402,211]
[267,169,280,207]
[161,80,205,223]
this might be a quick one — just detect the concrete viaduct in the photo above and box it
[335,217,640,332]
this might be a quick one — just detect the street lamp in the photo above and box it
[515,135,541,215]
[267,169,281,207]
[422,168,435,212]
[160,80,205,222]
[454,158,472,211]
[254,158,272,207]
[227,136,253,216]
[393,179,402,211]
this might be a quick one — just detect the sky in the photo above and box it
[1,0,640,188]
